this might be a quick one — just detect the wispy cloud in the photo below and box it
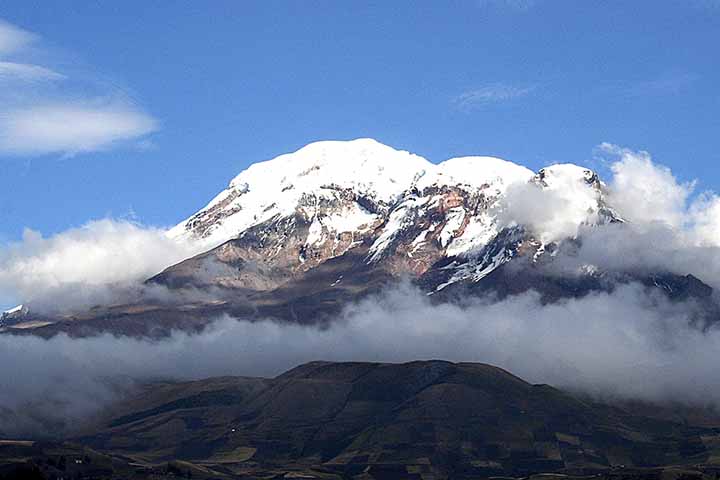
[453,83,535,111]
[0,20,35,55]
[629,72,699,97]
[0,218,203,312]
[0,104,158,156]
[0,61,65,82]
[0,19,158,158]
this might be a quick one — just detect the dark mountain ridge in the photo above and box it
[3,360,720,479]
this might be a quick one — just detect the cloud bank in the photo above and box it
[0,219,202,312]
[539,146,720,291]
[2,283,719,437]
[0,19,157,157]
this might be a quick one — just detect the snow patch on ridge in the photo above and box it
[445,212,498,257]
[367,195,431,262]
[2,304,24,315]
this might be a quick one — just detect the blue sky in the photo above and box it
[0,0,718,242]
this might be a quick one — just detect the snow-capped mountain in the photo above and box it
[168,139,541,262]
[8,138,715,338]
[164,138,618,292]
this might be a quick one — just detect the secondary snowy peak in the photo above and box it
[531,163,621,234]
[533,163,602,191]
[419,164,623,293]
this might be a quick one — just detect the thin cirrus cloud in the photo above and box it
[0,61,65,82]
[0,19,35,55]
[0,19,158,157]
[453,84,535,111]
[0,104,159,156]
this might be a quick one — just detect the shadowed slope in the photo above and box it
[78,361,720,478]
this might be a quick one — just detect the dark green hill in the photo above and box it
[72,361,720,479]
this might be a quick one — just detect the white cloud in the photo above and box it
[0,104,158,156]
[454,84,534,110]
[0,219,202,311]
[600,143,695,228]
[596,143,720,250]
[0,18,158,157]
[689,193,720,246]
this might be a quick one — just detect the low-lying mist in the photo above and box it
[2,282,719,438]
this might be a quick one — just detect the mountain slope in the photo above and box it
[79,360,720,478]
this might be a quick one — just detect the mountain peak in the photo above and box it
[228,137,430,190]
[169,138,431,248]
